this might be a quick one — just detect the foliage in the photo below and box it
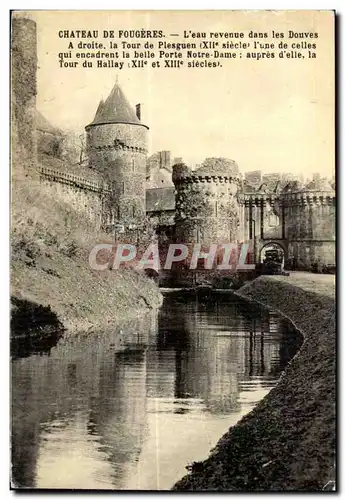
[198,157,240,176]
[11,159,162,332]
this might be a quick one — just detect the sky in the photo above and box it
[21,10,334,176]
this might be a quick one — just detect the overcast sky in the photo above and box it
[24,10,334,176]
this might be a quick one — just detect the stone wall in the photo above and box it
[173,165,240,245]
[239,196,284,255]
[238,187,335,271]
[284,192,335,269]
[86,122,148,221]
[39,167,108,227]
[146,187,175,228]
[11,16,37,168]
[287,241,335,270]
[37,130,64,158]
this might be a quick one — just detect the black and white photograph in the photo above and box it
[10,9,336,492]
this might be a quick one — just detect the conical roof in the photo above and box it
[305,178,334,192]
[87,83,147,128]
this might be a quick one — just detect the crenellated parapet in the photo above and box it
[39,166,111,194]
[240,192,280,207]
[282,191,335,206]
[90,138,147,154]
[239,191,335,208]
[239,178,335,206]
[172,162,241,187]
[280,178,335,203]
[176,174,241,186]
[38,165,115,229]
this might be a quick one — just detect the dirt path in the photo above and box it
[173,274,336,491]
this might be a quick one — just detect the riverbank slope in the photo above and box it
[11,163,162,335]
[173,273,335,491]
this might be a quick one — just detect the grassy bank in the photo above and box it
[173,274,335,491]
[11,161,162,334]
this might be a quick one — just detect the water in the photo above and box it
[11,292,302,490]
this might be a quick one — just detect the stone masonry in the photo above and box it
[173,161,241,245]
[85,84,149,226]
[13,16,336,273]
[11,16,37,168]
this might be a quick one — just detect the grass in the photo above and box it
[173,275,335,491]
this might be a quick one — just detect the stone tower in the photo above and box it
[11,16,37,168]
[85,83,149,225]
[282,178,335,269]
[172,159,241,246]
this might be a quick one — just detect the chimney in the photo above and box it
[135,103,141,121]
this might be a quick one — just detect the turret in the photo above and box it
[85,83,149,224]
[282,178,335,269]
[173,158,241,245]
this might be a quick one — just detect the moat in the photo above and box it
[11,292,302,490]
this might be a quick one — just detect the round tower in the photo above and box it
[172,159,241,246]
[85,84,149,224]
[282,178,335,270]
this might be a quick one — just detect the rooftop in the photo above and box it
[304,178,334,192]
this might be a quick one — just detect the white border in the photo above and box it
[2,2,343,499]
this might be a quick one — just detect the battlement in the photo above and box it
[240,192,280,206]
[178,174,241,185]
[240,190,335,206]
[39,166,111,193]
[90,138,147,154]
[172,164,241,186]
[282,191,335,206]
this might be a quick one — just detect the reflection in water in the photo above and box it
[11,293,302,490]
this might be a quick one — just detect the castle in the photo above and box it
[12,17,336,278]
